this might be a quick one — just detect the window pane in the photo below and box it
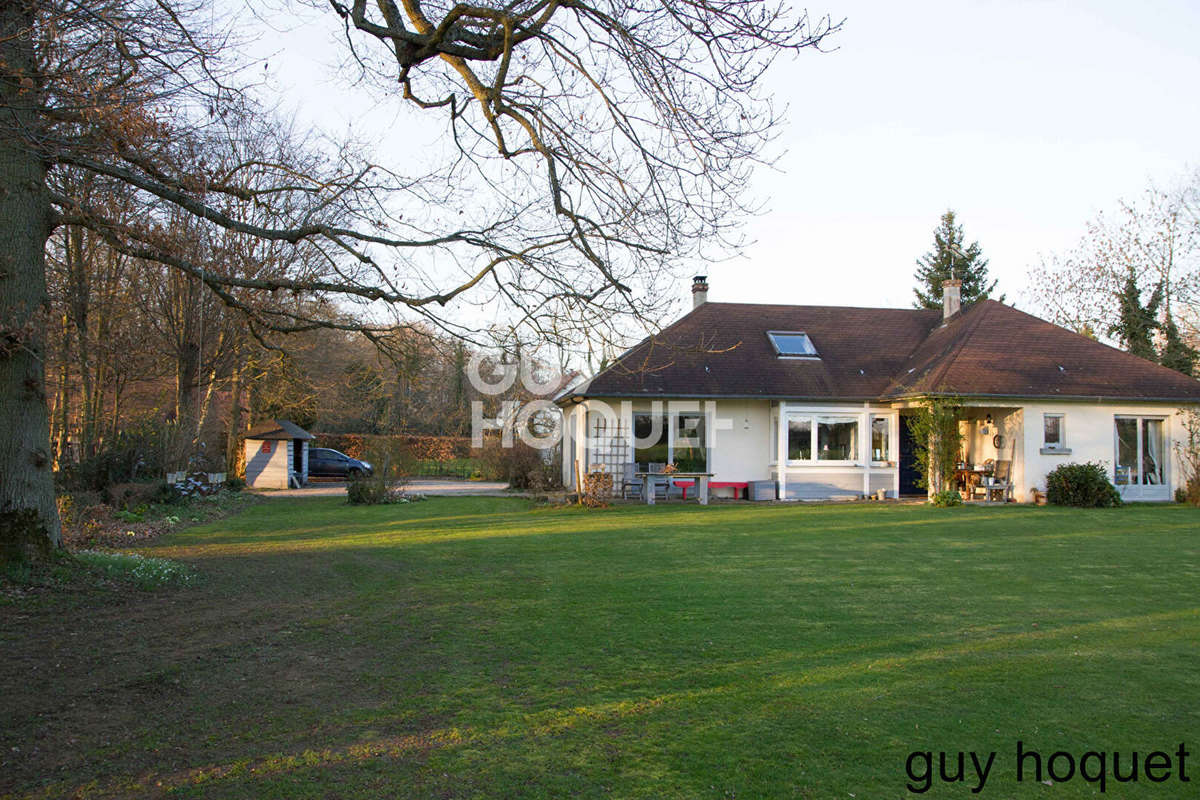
[634,413,669,465]
[871,417,889,461]
[788,417,811,460]
[675,414,707,472]
[1115,418,1138,485]
[818,418,858,461]
[769,332,817,356]
[1044,415,1061,446]
[1141,419,1164,485]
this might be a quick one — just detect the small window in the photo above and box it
[1043,414,1064,449]
[871,417,890,462]
[768,331,818,358]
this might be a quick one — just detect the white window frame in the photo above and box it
[1113,415,1168,490]
[1042,413,1065,450]
[767,330,820,359]
[784,412,861,466]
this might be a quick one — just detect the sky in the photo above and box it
[244,0,1200,318]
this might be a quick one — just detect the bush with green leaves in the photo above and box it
[930,489,963,507]
[1045,462,1123,508]
[908,396,964,494]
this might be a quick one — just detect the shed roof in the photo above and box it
[244,419,314,440]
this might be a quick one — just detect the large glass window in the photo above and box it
[1115,416,1165,486]
[871,417,890,462]
[633,412,669,465]
[1142,418,1164,485]
[1115,417,1138,485]
[788,417,812,460]
[674,413,707,472]
[818,417,858,461]
[633,410,707,470]
[784,413,862,463]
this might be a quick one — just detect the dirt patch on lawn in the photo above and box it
[0,544,446,798]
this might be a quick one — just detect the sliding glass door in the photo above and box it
[1114,416,1169,501]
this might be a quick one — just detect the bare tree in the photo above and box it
[1,0,838,554]
[1025,178,1200,345]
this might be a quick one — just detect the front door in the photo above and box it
[898,415,921,496]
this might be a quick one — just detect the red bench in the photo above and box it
[671,480,749,500]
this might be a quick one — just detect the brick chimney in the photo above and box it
[942,279,962,321]
[692,275,709,309]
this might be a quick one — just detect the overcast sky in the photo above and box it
[250,0,1200,317]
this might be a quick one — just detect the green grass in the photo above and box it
[3,498,1199,798]
[72,551,199,590]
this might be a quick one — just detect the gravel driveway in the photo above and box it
[253,478,510,497]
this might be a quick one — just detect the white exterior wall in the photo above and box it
[702,399,772,483]
[1019,400,1190,502]
[244,438,292,489]
[566,395,1194,502]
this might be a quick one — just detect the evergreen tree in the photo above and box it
[1160,315,1198,376]
[1108,270,1162,361]
[913,210,998,309]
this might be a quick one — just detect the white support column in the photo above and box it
[777,401,788,500]
[575,403,587,485]
[862,403,871,498]
[704,399,716,480]
[893,412,901,500]
[622,401,634,470]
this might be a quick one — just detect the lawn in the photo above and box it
[3,498,1199,798]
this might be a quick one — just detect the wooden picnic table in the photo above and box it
[635,471,715,505]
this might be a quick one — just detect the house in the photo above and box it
[558,277,1200,502]
[244,419,313,489]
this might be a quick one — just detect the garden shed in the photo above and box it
[243,420,314,489]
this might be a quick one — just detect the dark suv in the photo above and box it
[308,448,373,479]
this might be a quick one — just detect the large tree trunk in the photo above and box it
[0,1,60,556]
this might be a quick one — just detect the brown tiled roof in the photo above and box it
[883,300,1200,401]
[577,300,1200,402]
[579,302,943,399]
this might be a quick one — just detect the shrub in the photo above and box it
[477,439,560,490]
[1175,409,1200,507]
[0,508,52,565]
[104,482,161,510]
[930,489,962,507]
[346,474,399,505]
[57,418,169,492]
[1045,462,1122,508]
[224,476,246,492]
[345,447,411,505]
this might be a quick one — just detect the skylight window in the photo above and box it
[768,331,818,358]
